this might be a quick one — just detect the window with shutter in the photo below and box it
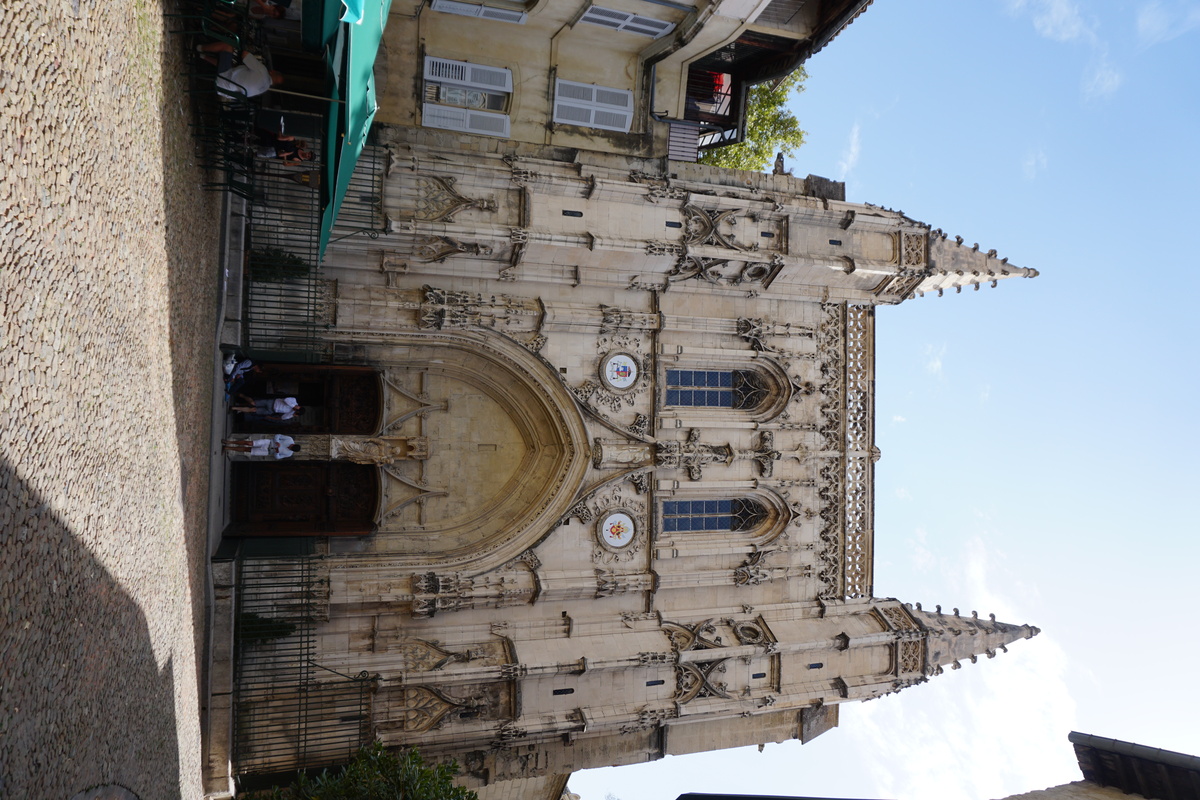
[553,79,633,133]
[423,57,513,92]
[579,5,674,38]
[422,57,513,138]
[422,103,512,137]
[430,0,527,22]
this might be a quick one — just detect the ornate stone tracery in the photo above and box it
[813,303,875,600]
[656,428,732,481]
[682,204,755,251]
[411,174,497,222]
[413,235,494,263]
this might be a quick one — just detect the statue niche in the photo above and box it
[332,436,430,465]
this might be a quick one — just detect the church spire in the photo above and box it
[907,602,1040,675]
[914,229,1039,298]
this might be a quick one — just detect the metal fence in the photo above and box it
[233,556,375,779]
[241,138,385,361]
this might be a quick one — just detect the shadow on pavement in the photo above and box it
[0,455,184,799]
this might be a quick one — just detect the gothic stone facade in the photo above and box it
[229,129,1040,797]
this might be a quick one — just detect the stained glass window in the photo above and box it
[664,369,767,410]
[661,499,766,533]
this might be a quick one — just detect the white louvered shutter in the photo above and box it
[430,0,526,23]
[478,5,526,22]
[422,103,511,137]
[579,5,674,38]
[423,57,513,92]
[553,79,633,133]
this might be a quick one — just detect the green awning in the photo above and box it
[302,0,345,53]
[318,0,393,259]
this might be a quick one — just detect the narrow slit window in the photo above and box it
[828,239,842,246]
[645,679,665,686]
[808,663,823,670]
[752,672,766,679]
[760,231,774,238]
[552,687,575,695]
[666,220,682,228]
[562,209,583,217]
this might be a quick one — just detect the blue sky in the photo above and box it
[571,1,1200,797]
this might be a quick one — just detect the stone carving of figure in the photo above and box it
[331,436,429,465]
[592,440,654,469]
[655,429,733,481]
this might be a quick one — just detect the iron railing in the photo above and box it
[233,556,375,779]
[241,140,385,361]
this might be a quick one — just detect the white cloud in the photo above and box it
[837,122,861,179]
[1083,50,1124,99]
[1137,1,1200,45]
[894,487,912,501]
[1006,0,1087,41]
[924,343,946,376]
[1022,148,1048,181]
[892,415,907,423]
[1005,0,1123,99]
[842,537,1079,799]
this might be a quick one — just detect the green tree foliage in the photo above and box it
[698,68,807,172]
[261,743,478,800]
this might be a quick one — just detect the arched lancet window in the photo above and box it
[664,369,767,410]
[662,499,768,532]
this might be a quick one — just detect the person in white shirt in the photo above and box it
[196,42,283,97]
[223,435,300,459]
[232,395,304,421]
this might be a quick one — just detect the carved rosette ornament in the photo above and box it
[565,484,647,565]
[572,334,651,417]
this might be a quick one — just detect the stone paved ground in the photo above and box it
[0,1,220,797]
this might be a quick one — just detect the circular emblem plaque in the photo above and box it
[600,352,639,391]
[598,512,635,549]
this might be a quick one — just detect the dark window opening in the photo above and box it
[752,672,766,679]
[661,498,767,533]
[646,679,665,686]
[664,369,768,410]
[552,688,575,695]
[562,209,583,217]
[828,239,842,246]
[808,663,823,669]
[760,231,774,238]
[665,220,683,228]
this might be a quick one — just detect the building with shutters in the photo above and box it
[374,0,874,161]
[210,1,1045,798]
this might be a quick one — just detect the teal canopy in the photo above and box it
[318,0,393,259]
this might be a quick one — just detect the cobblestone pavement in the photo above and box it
[1,1,221,797]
